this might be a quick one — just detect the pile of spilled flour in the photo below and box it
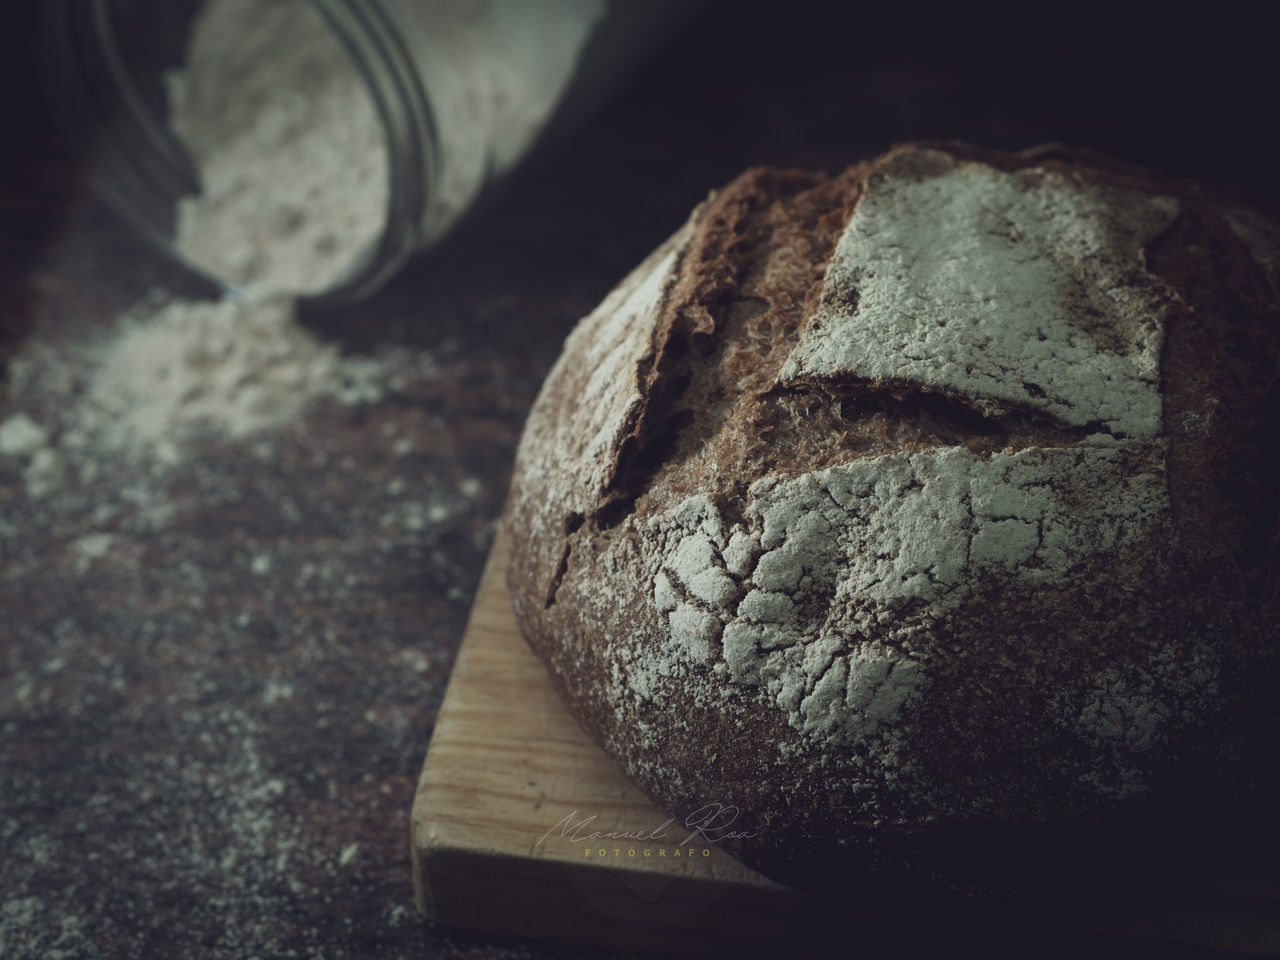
[165,0,387,293]
[3,0,391,487]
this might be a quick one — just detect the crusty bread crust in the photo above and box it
[504,143,1280,895]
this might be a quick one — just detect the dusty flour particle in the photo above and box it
[0,897,42,957]
[167,0,388,294]
[23,449,64,499]
[0,407,64,498]
[72,533,115,561]
[0,413,47,456]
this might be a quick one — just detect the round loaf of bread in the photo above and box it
[504,143,1280,895]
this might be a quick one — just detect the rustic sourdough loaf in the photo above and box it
[503,143,1280,894]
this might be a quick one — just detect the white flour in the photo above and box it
[0,288,421,499]
[82,293,340,451]
[9,0,607,472]
[645,438,1170,746]
[168,0,605,281]
[3,0,438,484]
[379,0,605,241]
[780,148,1180,438]
[168,0,388,294]
[10,0,397,473]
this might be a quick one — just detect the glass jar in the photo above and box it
[39,0,706,306]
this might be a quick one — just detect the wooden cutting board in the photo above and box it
[410,531,1280,956]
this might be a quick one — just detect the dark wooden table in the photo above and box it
[1,4,1274,958]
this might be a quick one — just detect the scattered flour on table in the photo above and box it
[139,0,389,449]
[0,414,46,456]
[83,293,339,451]
[0,0,405,485]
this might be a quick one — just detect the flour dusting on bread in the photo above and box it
[781,149,1178,438]
[504,143,1280,893]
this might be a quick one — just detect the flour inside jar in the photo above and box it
[165,0,389,295]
